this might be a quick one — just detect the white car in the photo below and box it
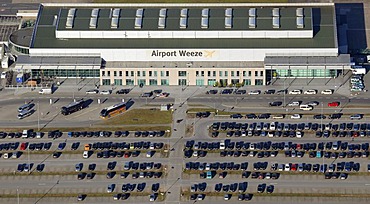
[350,114,362,120]
[86,89,99,94]
[100,90,111,95]
[296,131,302,138]
[291,114,301,119]
[248,90,261,95]
[289,90,302,95]
[272,115,284,119]
[284,163,290,171]
[306,101,319,106]
[82,151,89,159]
[0,72,6,79]
[304,90,317,94]
[288,101,300,106]
[321,89,333,95]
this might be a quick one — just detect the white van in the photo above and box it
[288,101,300,106]
[22,130,29,138]
[83,151,89,159]
[300,105,313,111]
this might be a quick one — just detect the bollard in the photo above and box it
[122,99,125,103]
[73,99,76,102]
[49,99,52,104]
[98,99,101,104]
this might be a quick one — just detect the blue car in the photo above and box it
[58,142,66,150]
[316,151,322,158]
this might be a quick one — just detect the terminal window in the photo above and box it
[178,71,187,77]
[114,71,117,77]
[219,71,222,77]
[107,71,110,77]
[126,71,129,77]
[154,71,157,77]
[119,71,122,77]
[255,71,258,77]
[137,71,141,77]
[231,71,234,77]
[102,71,105,76]
[225,71,228,77]
[143,71,146,77]
[248,71,251,77]
[260,71,264,77]
[213,71,216,77]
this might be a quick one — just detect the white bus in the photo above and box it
[18,109,34,119]
[18,103,34,112]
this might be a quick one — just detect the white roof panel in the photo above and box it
[159,8,167,17]
[158,17,166,29]
[273,16,280,28]
[296,8,304,17]
[68,8,76,17]
[201,17,208,29]
[202,8,209,17]
[181,8,188,17]
[135,17,142,29]
[249,17,256,28]
[89,17,97,29]
[112,8,120,17]
[225,8,233,17]
[249,8,256,17]
[136,8,143,17]
[111,17,118,28]
[91,8,99,17]
[66,16,73,28]
[225,17,232,29]
[297,16,304,28]
[180,17,187,29]
[272,8,280,17]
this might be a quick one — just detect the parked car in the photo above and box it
[328,102,339,107]
[86,89,99,94]
[289,90,302,94]
[304,89,317,94]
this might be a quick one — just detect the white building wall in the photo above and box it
[29,48,338,62]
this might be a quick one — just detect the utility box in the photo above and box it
[16,73,24,83]
[1,56,9,68]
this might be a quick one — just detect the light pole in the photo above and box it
[37,101,40,131]
[17,186,19,204]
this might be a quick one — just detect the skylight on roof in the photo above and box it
[89,17,97,29]
[249,17,256,28]
[225,17,232,29]
[112,8,120,17]
[91,8,99,17]
[201,17,208,29]
[249,8,256,17]
[202,8,209,17]
[296,8,304,17]
[181,8,188,17]
[297,16,304,28]
[272,8,280,17]
[136,8,143,17]
[135,17,142,29]
[273,16,280,28]
[225,8,233,17]
[111,17,118,28]
[159,8,167,17]
[180,17,187,29]
[158,17,166,29]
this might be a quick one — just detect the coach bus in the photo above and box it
[17,109,34,119]
[18,103,34,112]
[100,102,126,119]
[61,100,85,115]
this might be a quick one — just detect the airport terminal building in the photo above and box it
[11,3,351,86]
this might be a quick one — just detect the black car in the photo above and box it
[207,90,218,94]
[116,89,130,94]
[329,113,342,119]
[276,89,287,95]
[36,164,44,172]
[269,101,282,107]
[258,114,270,119]
[266,185,274,193]
[246,114,257,119]
[313,114,326,119]
[234,90,246,94]
[230,114,243,119]
[71,142,80,150]
[265,89,276,94]
[257,184,266,193]
[151,183,160,193]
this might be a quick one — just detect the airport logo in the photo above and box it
[150,50,215,58]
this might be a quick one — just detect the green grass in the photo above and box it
[94,0,288,3]
[102,109,172,125]
[0,125,171,133]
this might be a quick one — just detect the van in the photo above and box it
[288,101,300,106]
[82,151,89,159]
[206,171,212,179]
[18,109,33,119]
[36,132,42,139]
[300,105,313,111]
[321,89,333,95]
[22,129,29,138]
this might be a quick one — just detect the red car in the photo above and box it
[328,102,339,107]
[20,142,27,150]
[291,164,297,171]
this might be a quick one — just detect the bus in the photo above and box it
[100,102,126,119]
[61,100,85,115]
[18,103,34,112]
[18,109,34,119]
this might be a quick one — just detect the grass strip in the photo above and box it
[101,109,172,125]
[0,126,172,133]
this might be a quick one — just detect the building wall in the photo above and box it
[100,67,266,86]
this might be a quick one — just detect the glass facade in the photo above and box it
[160,79,169,85]
[137,79,146,86]
[114,79,122,85]
[196,79,204,86]
[255,79,264,85]
[275,69,336,78]
[102,79,110,85]
[126,79,134,85]
[178,79,187,86]
[31,69,99,78]
[207,79,216,86]
[243,79,251,85]
[149,79,158,85]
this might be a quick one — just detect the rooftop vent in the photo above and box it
[201,17,208,29]
[158,17,166,29]
[66,8,76,29]
[89,17,97,29]
[225,17,232,29]
[297,16,304,28]
[159,8,167,18]
[111,17,119,28]
[91,8,99,17]
[273,16,280,28]
[296,8,304,17]
[180,8,188,17]
[112,8,120,17]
